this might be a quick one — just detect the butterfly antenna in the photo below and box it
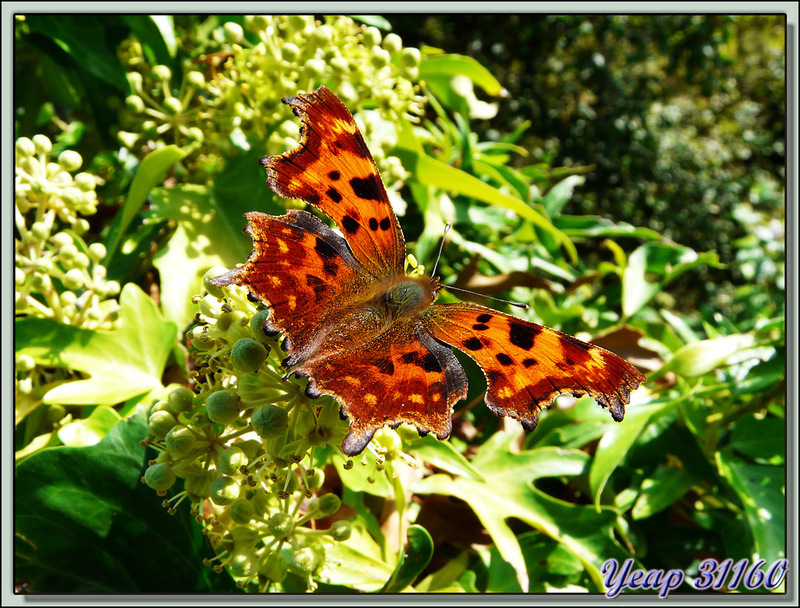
[430,223,451,278]
[442,284,530,310]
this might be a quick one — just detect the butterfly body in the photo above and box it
[213,86,646,456]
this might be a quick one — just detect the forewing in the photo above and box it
[211,209,362,355]
[262,86,405,278]
[423,303,646,430]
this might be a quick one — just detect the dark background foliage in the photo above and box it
[392,14,786,319]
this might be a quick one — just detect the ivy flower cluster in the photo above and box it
[116,15,424,196]
[143,269,359,591]
[15,135,121,400]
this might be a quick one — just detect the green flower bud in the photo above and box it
[148,410,177,439]
[312,25,333,44]
[116,130,141,149]
[230,499,257,524]
[229,549,259,578]
[185,127,204,143]
[370,47,391,69]
[219,445,248,475]
[203,266,229,298]
[304,58,326,78]
[125,95,145,114]
[236,439,262,459]
[231,338,268,373]
[209,476,240,506]
[29,222,50,241]
[106,280,121,295]
[260,552,288,583]
[400,47,421,68]
[382,33,403,54]
[126,71,143,92]
[223,21,244,43]
[186,70,206,88]
[251,404,288,440]
[72,218,91,234]
[163,96,183,115]
[230,524,260,547]
[16,354,36,372]
[291,547,320,575]
[281,42,300,63]
[87,243,106,262]
[15,267,26,287]
[249,309,272,343]
[363,26,382,47]
[30,273,52,293]
[236,373,263,398]
[45,404,67,425]
[63,268,85,291]
[142,120,158,137]
[165,424,197,456]
[32,134,52,155]
[267,512,294,539]
[74,172,96,192]
[144,463,177,492]
[166,386,194,414]
[151,64,171,81]
[307,493,341,518]
[248,15,270,32]
[305,469,324,493]
[206,389,241,425]
[16,137,36,157]
[329,520,352,541]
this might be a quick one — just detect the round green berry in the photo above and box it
[230,499,257,524]
[267,512,294,539]
[251,404,288,440]
[165,424,197,456]
[308,493,341,518]
[219,445,248,475]
[148,410,177,439]
[229,548,259,578]
[329,520,352,541]
[231,338,268,373]
[209,476,240,506]
[144,463,177,492]
[291,547,320,575]
[206,389,241,425]
[166,386,194,414]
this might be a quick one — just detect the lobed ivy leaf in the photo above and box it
[412,432,632,592]
[15,283,176,406]
[147,184,251,332]
[14,409,234,592]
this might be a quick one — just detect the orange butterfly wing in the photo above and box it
[261,87,405,279]
[295,320,468,456]
[423,303,646,430]
[218,86,647,456]
[211,209,367,362]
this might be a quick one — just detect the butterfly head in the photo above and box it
[381,276,440,320]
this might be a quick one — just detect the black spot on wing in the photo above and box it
[379,217,391,231]
[326,187,342,203]
[477,313,493,323]
[328,170,340,181]
[463,337,483,351]
[373,357,395,376]
[509,321,541,351]
[419,352,441,373]
[496,353,514,366]
[369,218,379,231]
[522,357,538,368]
[350,175,384,201]
[341,215,360,235]
[472,323,489,331]
[314,238,337,259]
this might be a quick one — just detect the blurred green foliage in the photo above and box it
[392,14,785,315]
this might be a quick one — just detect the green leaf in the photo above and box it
[318,516,395,591]
[590,401,673,507]
[14,410,234,592]
[556,215,662,241]
[730,415,785,463]
[147,184,252,332]
[542,175,584,218]
[25,15,130,92]
[412,432,630,592]
[15,283,176,405]
[420,54,506,98]
[665,334,756,378]
[121,15,177,64]
[395,147,578,263]
[407,434,484,481]
[631,466,697,520]
[716,450,785,564]
[105,145,188,264]
[380,525,434,592]
[57,406,122,447]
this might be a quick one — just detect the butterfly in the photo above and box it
[212,86,646,456]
